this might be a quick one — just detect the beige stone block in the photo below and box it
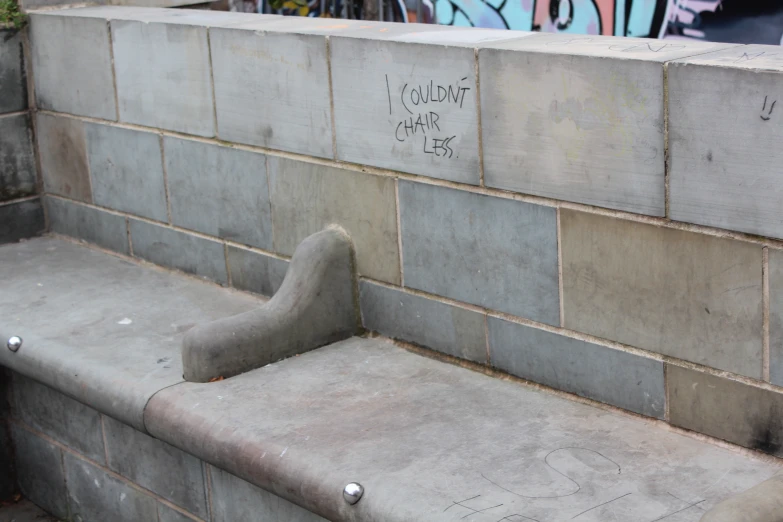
[268,157,399,284]
[668,364,783,457]
[37,114,91,203]
[561,210,762,378]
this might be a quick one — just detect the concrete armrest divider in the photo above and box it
[700,475,783,522]
[182,227,362,382]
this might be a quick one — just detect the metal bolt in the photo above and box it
[7,336,22,352]
[343,482,364,505]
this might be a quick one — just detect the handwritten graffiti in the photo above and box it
[385,74,469,159]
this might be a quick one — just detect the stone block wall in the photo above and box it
[8,373,324,522]
[25,7,783,458]
[0,26,42,246]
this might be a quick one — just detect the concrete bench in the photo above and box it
[1,230,782,521]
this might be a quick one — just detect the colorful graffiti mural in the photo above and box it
[434,0,783,44]
[241,0,783,45]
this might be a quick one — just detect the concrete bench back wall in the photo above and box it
[22,7,783,458]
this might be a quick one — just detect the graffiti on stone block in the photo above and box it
[386,74,470,159]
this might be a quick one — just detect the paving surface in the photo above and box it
[148,337,783,522]
[0,500,58,522]
[0,236,262,431]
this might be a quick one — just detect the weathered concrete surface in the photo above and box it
[29,13,116,120]
[147,337,782,522]
[46,197,128,255]
[183,228,360,382]
[0,237,261,431]
[561,209,763,378]
[268,156,400,284]
[86,124,168,222]
[164,137,272,250]
[226,245,289,298]
[0,29,27,114]
[64,452,159,522]
[36,114,91,203]
[129,219,229,285]
[210,22,333,157]
[103,415,207,517]
[399,180,559,323]
[12,374,106,463]
[488,317,665,418]
[209,466,326,522]
[0,199,44,246]
[9,425,68,520]
[668,364,783,458]
[700,474,783,522]
[0,114,36,202]
[360,280,487,363]
[669,45,783,239]
[480,34,734,216]
[112,20,213,136]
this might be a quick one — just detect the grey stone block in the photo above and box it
[157,503,197,522]
[360,281,487,363]
[269,157,400,284]
[103,415,207,518]
[112,20,214,136]
[330,36,480,184]
[37,113,91,203]
[0,198,44,245]
[227,245,288,297]
[164,137,272,249]
[668,364,783,457]
[209,466,326,522]
[480,35,733,216]
[11,373,106,463]
[210,26,333,157]
[561,209,763,378]
[0,369,13,500]
[29,13,116,120]
[770,248,783,386]
[86,123,168,222]
[0,113,36,202]
[64,452,159,522]
[0,29,27,113]
[488,317,665,418]
[669,45,783,238]
[183,228,360,382]
[399,180,559,323]
[129,219,228,284]
[10,424,68,520]
[46,197,129,254]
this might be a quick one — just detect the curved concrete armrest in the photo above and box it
[700,475,783,522]
[182,227,361,382]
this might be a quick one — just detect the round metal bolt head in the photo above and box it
[7,336,22,352]
[343,482,364,505]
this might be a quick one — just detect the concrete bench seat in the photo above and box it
[147,336,782,522]
[0,237,262,431]
[2,234,782,521]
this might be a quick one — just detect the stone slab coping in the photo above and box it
[27,6,283,27]
[0,236,261,432]
[1,237,782,521]
[147,336,782,521]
